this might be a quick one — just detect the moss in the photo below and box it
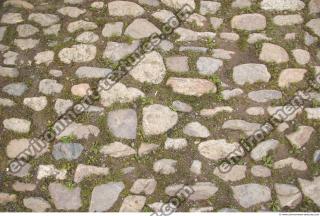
[2,25,17,47]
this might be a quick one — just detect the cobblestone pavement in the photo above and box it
[0,0,320,212]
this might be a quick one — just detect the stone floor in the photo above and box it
[0,0,320,212]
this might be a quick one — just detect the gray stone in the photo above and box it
[175,27,215,42]
[273,14,303,26]
[57,7,86,18]
[166,56,189,73]
[0,193,16,204]
[6,138,48,159]
[17,24,39,37]
[39,79,63,95]
[89,182,125,212]
[197,57,223,76]
[250,139,279,161]
[267,106,302,121]
[213,165,246,182]
[12,181,36,192]
[275,184,302,209]
[28,13,59,27]
[190,207,213,212]
[23,96,47,111]
[198,139,241,161]
[183,121,210,138]
[210,17,223,30]
[120,195,146,212]
[161,0,195,10]
[59,44,96,64]
[0,27,6,41]
[278,68,307,88]
[222,88,243,100]
[259,43,289,63]
[108,109,137,139]
[0,66,19,78]
[52,142,84,161]
[286,126,314,149]
[43,24,61,36]
[179,46,208,53]
[304,32,318,46]
[292,49,310,65]
[171,100,192,112]
[139,0,159,6]
[3,118,30,133]
[55,122,100,140]
[273,157,307,171]
[189,182,218,201]
[231,13,266,31]
[74,164,109,183]
[108,1,145,17]
[130,178,157,195]
[200,107,233,117]
[152,10,175,23]
[200,1,221,15]
[103,41,139,61]
[261,0,305,11]
[3,51,18,65]
[159,40,173,51]
[231,184,271,208]
[3,82,27,96]
[0,98,15,107]
[1,13,23,24]
[99,81,144,107]
[130,51,166,84]
[314,150,320,163]
[212,49,235,60]
[165,138,188,150]
[232,0,251,8]
[76,66,111,79]
[23,197,51,212]
[222,119,261,136]
[125,19,161,39]
[3,0,34,9]
[71,83,91,97]
[100,142,136,157]
[34,51,54,66]
[307,19,320,37]
[143,104,178,135]
[220,32,239,41]
[183,13,207,28]
[49,183,81,210]
[298,176,320,207]
[251,165,271,177]
[89,2,104,9]
[153,159,177,175]
[138,143,159,156]
[14,38,39,50]
[102,22,123,37]
[76,31,99,43]
[248,90,282,103]
[233,63,270,85]
[9,163,31,177]
[309,0,320,14]
[0,45,9,53]
[67,20,98,33]
[246,107,264,116]
[167,77,216,96]
[190,160,202,175]
[54,99,73,116]
[64,0,84,4]
[37,165,67,180]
